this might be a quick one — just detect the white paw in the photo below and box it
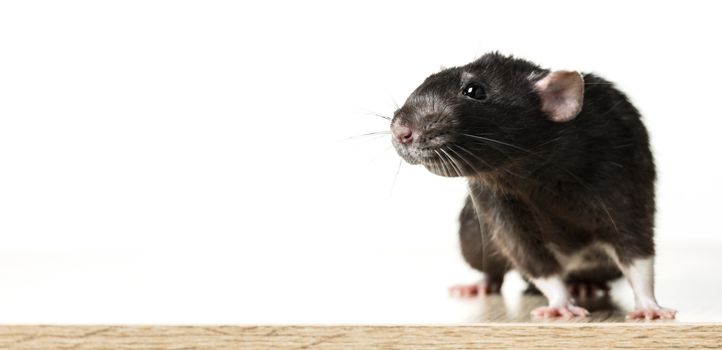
[626,307,677,320]
[531,304,590,319]
[448,279,502,298]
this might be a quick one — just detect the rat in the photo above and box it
[389,52,676,320]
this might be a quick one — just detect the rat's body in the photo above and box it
[390,53,675,319]
[454,195,623,298]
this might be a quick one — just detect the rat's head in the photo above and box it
[390,53,584,177]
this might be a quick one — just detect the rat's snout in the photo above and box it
[391,123,414,144]
[390,116,423,165]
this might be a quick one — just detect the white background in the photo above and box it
[0,1,720,323]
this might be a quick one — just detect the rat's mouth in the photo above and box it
[393,141,467,177]
[392,140,438,165]
[421,153,468,177]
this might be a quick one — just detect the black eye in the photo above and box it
[462,83,486,100]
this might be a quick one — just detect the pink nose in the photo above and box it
[392,124,413,144]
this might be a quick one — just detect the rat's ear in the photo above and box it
[533,71,584,122]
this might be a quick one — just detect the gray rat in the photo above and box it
[389,53,675,320]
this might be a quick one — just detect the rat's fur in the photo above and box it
[391,52,655,295]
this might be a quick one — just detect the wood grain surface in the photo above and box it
[0,324,720,350]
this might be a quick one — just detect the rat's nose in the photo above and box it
[392,124,414,144]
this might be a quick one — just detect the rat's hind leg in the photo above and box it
[602,211,676,319]
[449,195,511,298]
[612,255,677,320]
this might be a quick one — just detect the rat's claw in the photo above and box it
[626,307,677,320]
[448,284,479,298]
[449,280,501,298]
[531,305,590,319]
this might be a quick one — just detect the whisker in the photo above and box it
[598,200,620,234]
[447,146,479,175]
[438,148,456,176]
[461,133,536,154]
[440,147,464,176]
[453,144,492,169]
[390,96,399,110]
[389,158,402,197]
[366,144,394,165]
[360,108,392,121]
[369,113,391,121]
[532,135,565,150]
[434,149,452,177]
[339,134,390,149]
[344,131,391,140]
[428,153,441,174]
[467,182,486,271]
[455,143,526,179]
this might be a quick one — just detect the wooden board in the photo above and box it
[1,325,720,349]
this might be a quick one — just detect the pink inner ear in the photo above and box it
[534,71,584,122]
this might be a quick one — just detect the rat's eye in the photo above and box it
[462,83,486,100]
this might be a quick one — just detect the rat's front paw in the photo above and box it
[626,307,677,320]
[449,279,502,298]
[531,304,590,319]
